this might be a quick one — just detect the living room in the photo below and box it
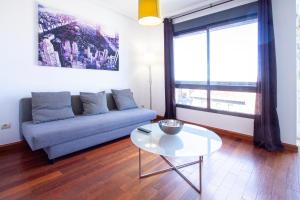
[0,0,299,199]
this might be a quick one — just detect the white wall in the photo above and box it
[297,0,300,139]
[273,0,297,145]
[136,0,297,145]
[0,0,297,146]
[131,25,165,116]
[0,0,148,145]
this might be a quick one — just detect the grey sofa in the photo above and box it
[20,94,156,162]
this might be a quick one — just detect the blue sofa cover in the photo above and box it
[20,94,156,160]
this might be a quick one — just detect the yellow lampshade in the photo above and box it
[138,0,162,26]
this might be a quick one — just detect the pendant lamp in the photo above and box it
[138,0,162,26]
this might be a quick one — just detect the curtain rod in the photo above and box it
[170,0,235,20]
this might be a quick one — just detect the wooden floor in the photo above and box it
[0,136,299,200]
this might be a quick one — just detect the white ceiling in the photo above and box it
[92,0,222,20]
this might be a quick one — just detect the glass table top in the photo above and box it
[130,123,222,157]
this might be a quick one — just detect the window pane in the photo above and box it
[174,31,207,82]
[210,21,258,83]
[176,88,207,108]
[210,91,256,114]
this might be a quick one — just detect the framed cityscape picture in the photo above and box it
[38,4,119,71]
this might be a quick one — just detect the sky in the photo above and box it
[174,21,258,83]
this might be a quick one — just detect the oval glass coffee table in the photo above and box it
[131,123,222,194]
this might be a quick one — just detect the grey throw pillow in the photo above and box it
[32,92,75,124]
[111,89,138,110]
[80,91,109,115]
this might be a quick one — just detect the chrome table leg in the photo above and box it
[138,148,203,193]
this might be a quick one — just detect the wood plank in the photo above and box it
[0,141,27,153]
[0,136,299,200]
[0,171,62,199]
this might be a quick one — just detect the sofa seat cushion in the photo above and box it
[22,108,156,150]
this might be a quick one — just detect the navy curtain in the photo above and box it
[254,0,283,151]
[163,18,176,119]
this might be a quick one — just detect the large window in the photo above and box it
[174,19,258,117]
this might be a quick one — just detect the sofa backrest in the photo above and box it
[19,93,117,123]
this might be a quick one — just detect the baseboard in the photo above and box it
[193,122,298,152]
[157,115,298,152]
[282,143,299,152]
[0,140,26,153]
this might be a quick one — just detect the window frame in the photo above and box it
[173,16,258,119]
